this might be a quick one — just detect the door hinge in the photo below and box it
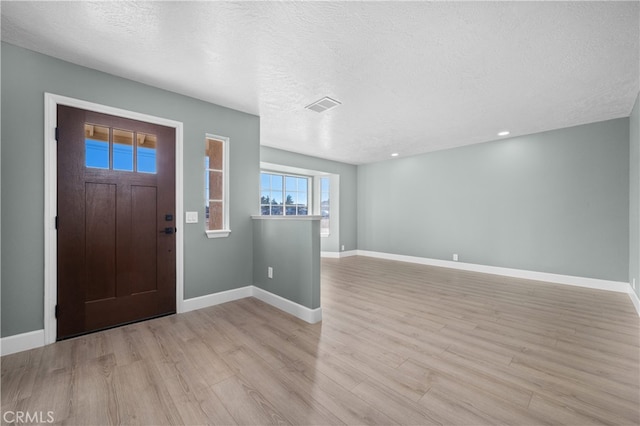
[55,127,59,141]
[55,304,59,319]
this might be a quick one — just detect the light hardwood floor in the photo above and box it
[2,256,639,425]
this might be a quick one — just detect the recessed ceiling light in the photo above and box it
[305,97,341,113]
[498,131,510,136]
[391,153,399,157]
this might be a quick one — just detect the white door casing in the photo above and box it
[44,93,185,344]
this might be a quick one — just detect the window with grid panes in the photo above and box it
[260,172,309,216]
[205,135,230,238]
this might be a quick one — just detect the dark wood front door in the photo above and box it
[56,105,176,339]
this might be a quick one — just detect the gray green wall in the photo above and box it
[253,218,320,309]
[1,43,260,337]
[630,92,640,298]
[358,119,630,282]
[2,41,636,339]
[260,146,357,253]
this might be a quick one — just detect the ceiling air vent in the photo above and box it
[305,96,341,113]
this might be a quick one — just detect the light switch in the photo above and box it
[185,211,198,224]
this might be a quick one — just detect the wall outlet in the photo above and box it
[268,267,273,279]
[453,253,458,261]
[341,245,345,251]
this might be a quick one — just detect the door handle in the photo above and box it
[160,227,175,235]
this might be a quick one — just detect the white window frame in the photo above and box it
[316,176,331,236]
[260,171,313,216]
[259,162,338,242]
[205,134,231,239]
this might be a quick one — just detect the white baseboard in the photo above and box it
[182,286,253,313]
[321,251,340,258]
[3,285,322,356]
[321,250,358,259]
[4,267,635,356]
[1,329,45,356]
[183,285,322,323]
[629,289,640,317]
[252,286,322,323]
[356,250,630,293]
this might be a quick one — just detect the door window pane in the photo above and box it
[113,129,134,171]
[137,133,157,174]
[85,124,110,169]
[84,125,157,174]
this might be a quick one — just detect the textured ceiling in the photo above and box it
[2,1,638,164]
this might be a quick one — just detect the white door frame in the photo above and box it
[43,93,185,345]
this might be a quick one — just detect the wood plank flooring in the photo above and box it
[2,256,639,425]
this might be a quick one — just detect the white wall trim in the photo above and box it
[629,289,640,317]
[182,286,253,312]
[177,286,323,323]
[340,250,358,258]
[184,285,322,324]
[4,284,322,355]
[321,251,341,258]
[252,287,322,323]
[356,250,631,293]
[44,93,185,344]
[321,250,358,259]
[44,94,58,345]
[1,330,45,356]
[205,230,232,239]
[251,215,321,221]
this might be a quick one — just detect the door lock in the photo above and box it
[160,227,175,235]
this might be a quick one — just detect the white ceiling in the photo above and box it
[2,1,638,165]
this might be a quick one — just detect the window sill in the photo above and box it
[206,229,231,239]
[251,215,321,221]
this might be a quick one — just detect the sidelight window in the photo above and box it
[205,135,230,238]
